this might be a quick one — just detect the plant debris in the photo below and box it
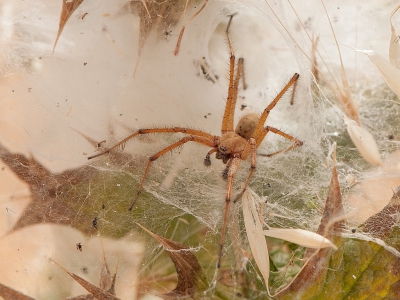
[53,0,85,53]
[136,222,201,298]
[0,282,35,300]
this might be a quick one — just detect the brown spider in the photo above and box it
[76,242,83,251]
[88,16,302,268]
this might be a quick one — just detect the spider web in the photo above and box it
[1,0,400,298]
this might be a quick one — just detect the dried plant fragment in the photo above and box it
[346,119,382,166]
[390,5,400,68]
[257,228,337,250]
[319,0,360,123]
[51,259,120,300]
[136,223,201,299]
[0,142,99,235]
[359,49,400,99]
[311,35,320,84]
[362,187,400,240]
[0,282,35,300]
[241,190,270,288]
[53,0,85,53]
[99,239,118,295]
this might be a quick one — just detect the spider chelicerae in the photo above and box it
[88,16,302,268]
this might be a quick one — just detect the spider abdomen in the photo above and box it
[235,113,260,139]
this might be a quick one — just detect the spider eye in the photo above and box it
[220,146,227,152]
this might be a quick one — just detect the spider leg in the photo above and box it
[257,126,303,157]
[221,15,243,134]
[227,57,245,127]
[128,135,216,210]
[218,156,241,268]
[252,73,299,139]
[221,15,235,134]
[290,73,298,105]
[238,57,247,90]
[204,148,218,166]
[233,138,257,203]
[87,127,216,160]
[174,0,209,56]
[222,158,234,180]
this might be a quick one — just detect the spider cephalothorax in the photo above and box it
[88,16,302,268]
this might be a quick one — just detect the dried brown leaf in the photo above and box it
[315,147,345,237]
[362,187,400,240]
[136,223,201,299]
[51,259,120,300]
[53,0,85,53]
[0,282,36,300]
[0,142,98,235]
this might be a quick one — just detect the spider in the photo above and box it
[88,16,302,268]
[92,217,98,230]
[76,242,83,251]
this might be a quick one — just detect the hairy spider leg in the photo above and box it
[218,156,241,268]
[220,17,247,134]
[232,138,257,203]
[221,15,237,134]
[87,127,216,160]
[128,135,217,210]
[174,0,209,56]
[252,73,299,139]
[221,157,235,180]
[204,148,218,166]
[290,74,298,105]
[228,57,245,129]
[239,58,247,90]
[257,126,303,157]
